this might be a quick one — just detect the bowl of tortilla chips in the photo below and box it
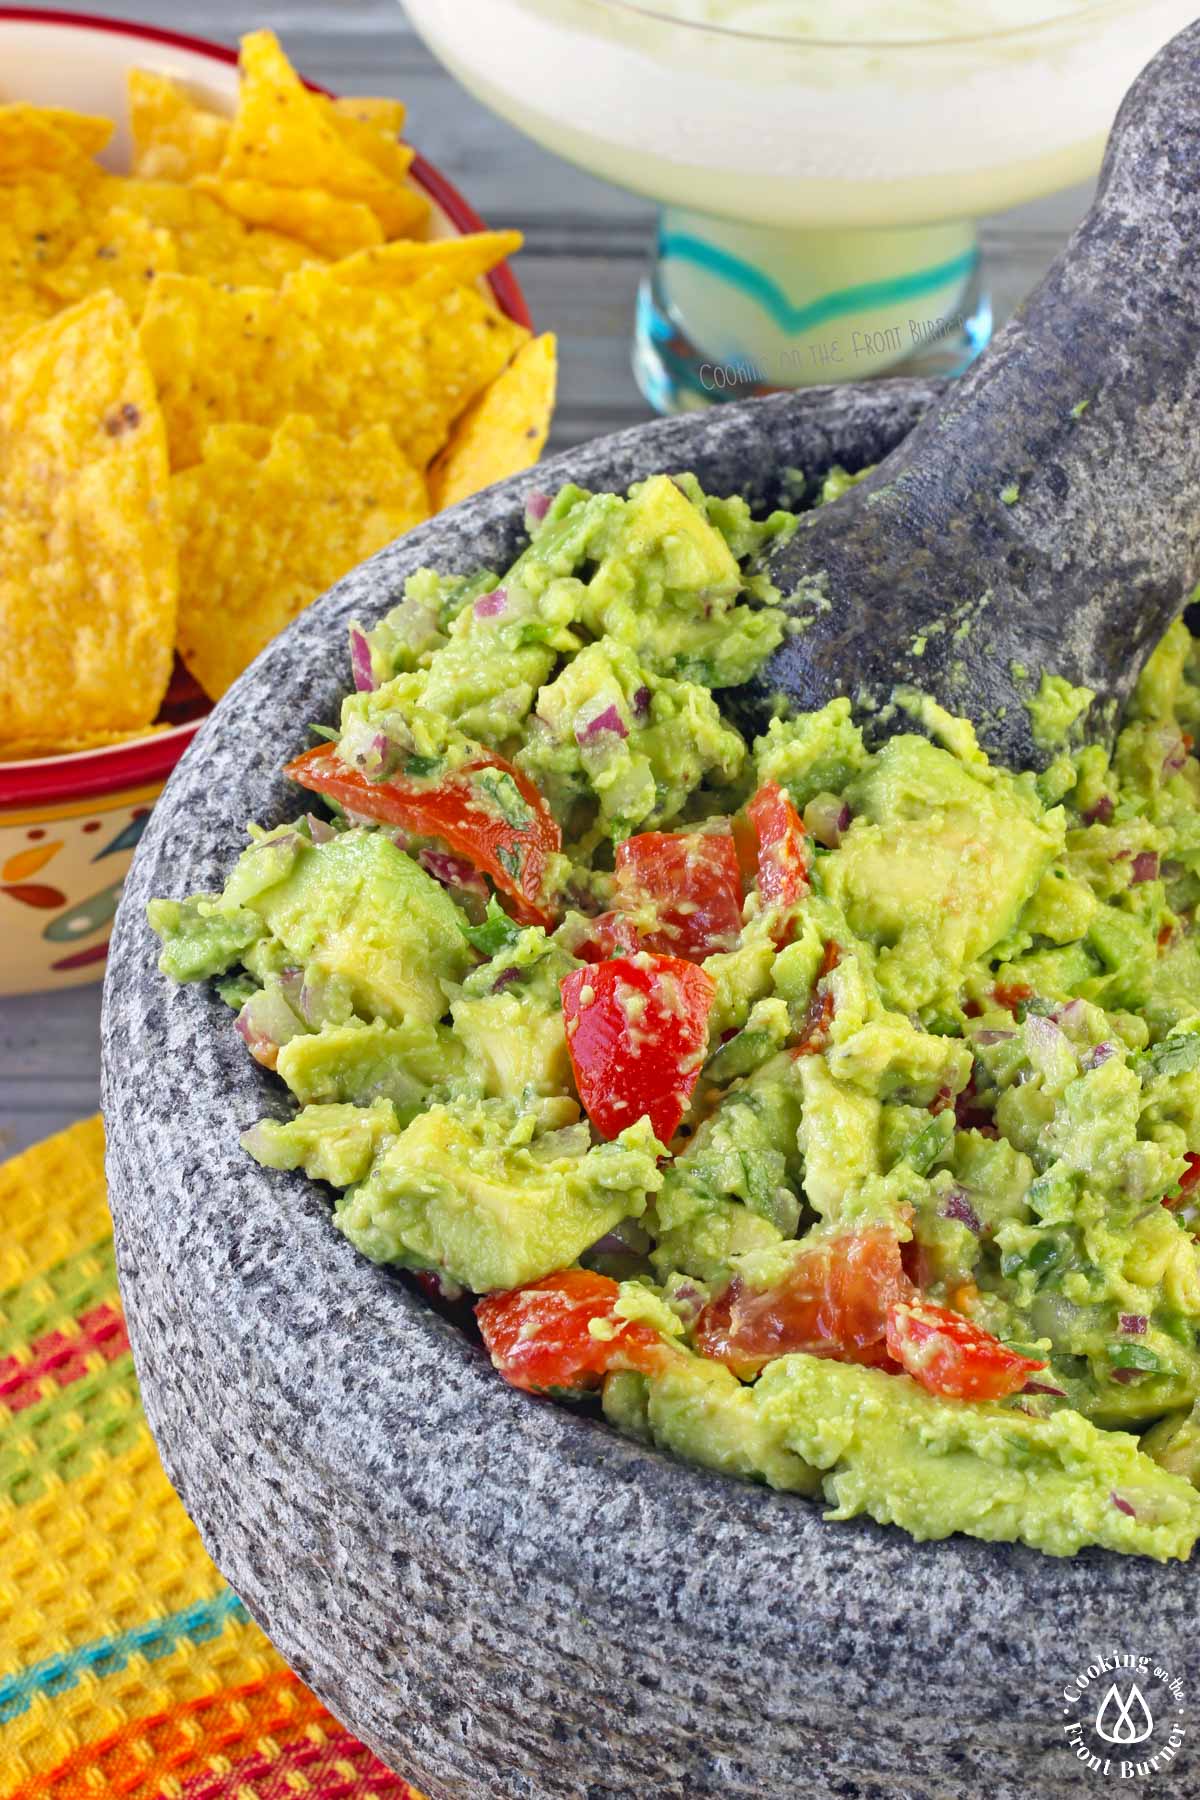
[0,10,556,994]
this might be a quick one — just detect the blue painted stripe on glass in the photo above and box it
[658,232,979,336]
[0,1588,248,1723]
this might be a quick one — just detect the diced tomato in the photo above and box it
[747,781,809,925]
[575,831,743,964]
[285,742,560,927]
[993,980,1033,1011]
[693,1228,914,1373]
[560,954,715,1145]
[573,909,643,962]
[476,1269,667,1394]
[792,940,841,1057]
[885,1299,1046,1401]
[613,829,743,960]
[1165,1151,1200,1209]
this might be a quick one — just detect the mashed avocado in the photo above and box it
[151,472,1200,1562]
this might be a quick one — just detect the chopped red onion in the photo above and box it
[1111,1492,1137,1518]
[1084,1042,1116,1070]
[1023,1379,1068,1397]
[240,1121,275,1162]
[941,1188,983,1234]
[1025,1013,1064,1058]
[304,812,336,845]
[419,848,488,896]
[349,626,375,693]
[1131,851,1159,884]
[632,685,651,719]
[577,703,628,744]
[1082,794,1113,825]
[277,966,304,1008]
[1162,729,1189,774]
[235,985,303,1070]
[1057,999,1085,1028]
[1111,1367,1145,1384]
[413,1268,465,1303]
[974,1029,1015,1046]
[492,964,523,993]
[804,794,853,848]
[1118,1312,1148,1335]
[588,1230,632,1257]
[473,586,509,619]
[525,489,552,527]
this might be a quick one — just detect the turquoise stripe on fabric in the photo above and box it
[0,1588,247,1724]
[658,232,978,336]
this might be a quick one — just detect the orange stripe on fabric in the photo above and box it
[13,1669,329,1800]
[0,1300,130,1414]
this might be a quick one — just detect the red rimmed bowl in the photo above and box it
[0,8,531,994]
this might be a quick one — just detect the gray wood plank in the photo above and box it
[0,0,1097,1155]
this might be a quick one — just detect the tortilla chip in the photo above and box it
[41,206,179,314]
[140,271,527,470]
[320,96,414,189]
[219,32,425,239]
[0,302,52,352]
[0,173,93,291]
[0,103,110,175]
[97,176,314,287]
[430,333,557,510]
[194,173,383,258]
[329,96,406,137]
[128,68,230,181]
[173,414,429,699]
[0,726,169,762]
[0,293,177,737]
[327,230,522,299]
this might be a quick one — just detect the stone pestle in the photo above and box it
[730,18,1200,768]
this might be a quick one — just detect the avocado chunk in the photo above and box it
[334,1099,664,1292]
[451,928,575,1100]
[148,895,265,982]
[242,1099,398,1188]
[754,1353,1200,1560]
[603,1359,818,1495]
[824,735,1062,1012]
[242,829,470,1026]
[651,1052,805,1280]
[275,1019,468,1119]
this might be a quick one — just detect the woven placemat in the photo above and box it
[0,1115,425,1800]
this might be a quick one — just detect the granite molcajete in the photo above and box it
[103,386,1198,1800]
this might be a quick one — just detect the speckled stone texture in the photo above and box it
[104,384,1198,1800]
[739,23,1200,770]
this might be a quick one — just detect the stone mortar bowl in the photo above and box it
[103,383,1199,1800]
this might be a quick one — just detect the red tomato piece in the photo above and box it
[560,954,715,1145]
[885,1299,1046,1401]
[285,742,561,927]
[993,980,1034,1011]
[792,940,842,1057]
[611,829,744,961]
[1165,1151,1200,1209]
[694,1228,914,1373]
[476,1269,667,1394]
[747,780,809,913]
[573,909,643,963]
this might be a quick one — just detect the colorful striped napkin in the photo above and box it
[0,1115,424,1800]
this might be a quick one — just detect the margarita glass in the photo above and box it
[404,0,1195,410]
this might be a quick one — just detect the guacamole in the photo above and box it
[150,468,1200,1562]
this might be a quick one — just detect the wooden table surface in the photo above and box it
[0,0,1095,1162]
